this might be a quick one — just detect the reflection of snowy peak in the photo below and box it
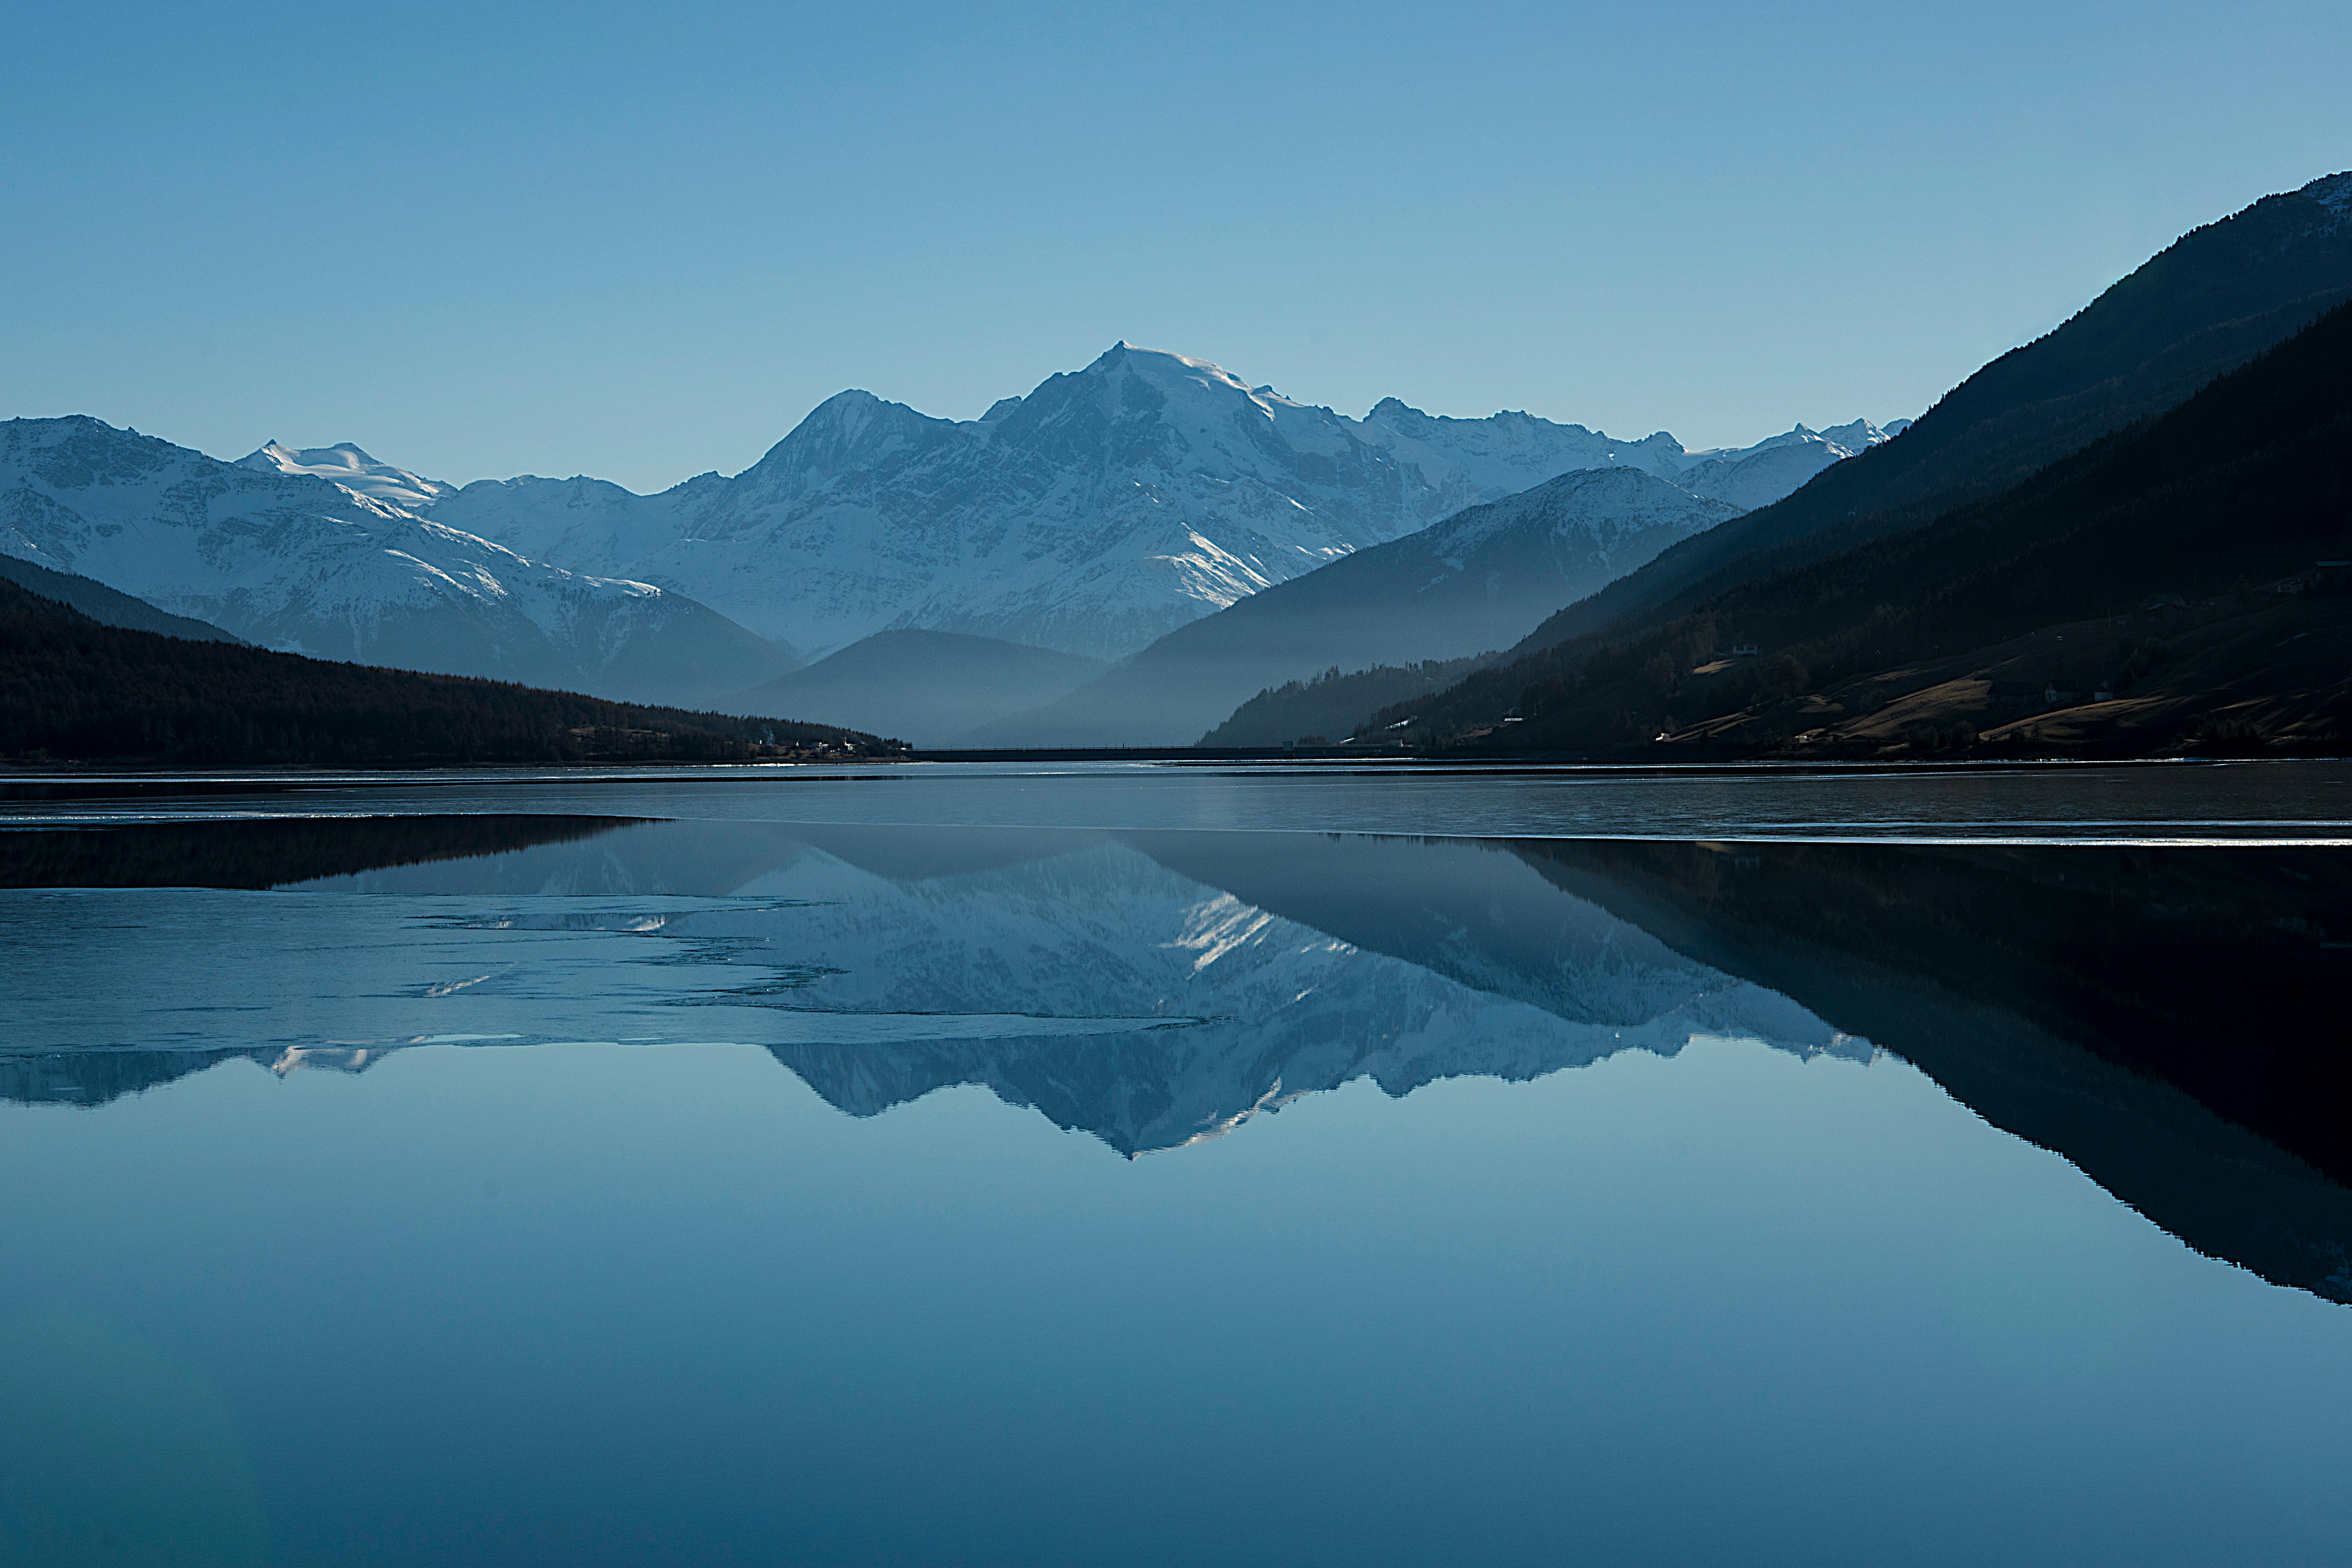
[723,833,1861,1153]
[0,417,793,704]
[7,822,1869,1152]
[425,345,1902,661]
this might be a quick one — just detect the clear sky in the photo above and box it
[3,0,2345,493]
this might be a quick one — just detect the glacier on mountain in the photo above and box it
[238,440,457,512]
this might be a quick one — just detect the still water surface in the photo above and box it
[3,762,2348,1567]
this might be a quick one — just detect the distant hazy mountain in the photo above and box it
[0,552,242,643]
[967,466,1741,746]
[724,629,1105,746]
[0,417,794,706]
[419,344,1891,661]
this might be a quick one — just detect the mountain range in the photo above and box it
[414,346,1886,663]
[0,417,794,704]
[9,169,2343,757]
[5,353,1884,721]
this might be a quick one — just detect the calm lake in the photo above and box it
[3,761,2348,1568]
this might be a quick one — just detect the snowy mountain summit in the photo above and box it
[238,440,457,512]
[424,344,1900,661]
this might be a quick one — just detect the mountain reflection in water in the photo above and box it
[2,813,2346,1302]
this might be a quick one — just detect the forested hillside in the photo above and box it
[0,554,243,642]
[1382,300,2352,758]
[0,582,902,766]
[1199,656,1491,748]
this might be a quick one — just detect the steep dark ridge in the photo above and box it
[0,579,899,765]
[1397,297,2352,755]
[1511,169,2352,655]
[1510,840,2352,1302]
[0,554,241,643]
[965,467,1736,747]
[727,629,1104,746]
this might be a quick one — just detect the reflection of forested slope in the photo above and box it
[0,814,642,889]
[0,1049,251,1107]
[1512,840,2352,1301]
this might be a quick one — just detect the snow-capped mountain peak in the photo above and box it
[325,348,1895,663]
[237,439,457,512]
[722,390,956,509]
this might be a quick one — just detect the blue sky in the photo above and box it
[2,0,2345,492]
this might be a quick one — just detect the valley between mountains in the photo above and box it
[4,168,2349,762]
